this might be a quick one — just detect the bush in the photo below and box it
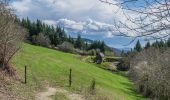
[58,42,75,53]
[34,33,51,47]
[88,49,96,56]
[130,47,170,99]
[117,57,130,71]
[105,57,121,62]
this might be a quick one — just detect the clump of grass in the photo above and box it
[89,79,96,95]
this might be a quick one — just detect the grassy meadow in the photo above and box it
[11,43,146,100]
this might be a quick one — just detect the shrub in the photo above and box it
[58,42,75,53]
[130,47,170,99]
[117,58,130,71]
[35,33,51,47]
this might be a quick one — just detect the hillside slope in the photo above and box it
[11,44,145,100]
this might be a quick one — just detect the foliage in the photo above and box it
[0,2,26,73]
[34,33,51,47]
[105,57,122,62]
[21,18,68,46]
[117,58,130,71]
[134,40,142,52]
[167,38,170,47]
[130,47,170,99]
[20,18,110,54]
[88,40,105,53]
[144,42,150,49]
[58,42,75,53]
[74,34,84,49]
[134,39,170,52]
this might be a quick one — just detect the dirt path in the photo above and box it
[36,87,57,100]
[36,87,84,100]
[0,93,7,100]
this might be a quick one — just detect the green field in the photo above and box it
[11,43,146,100]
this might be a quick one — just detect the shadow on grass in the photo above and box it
[119,81,146,99]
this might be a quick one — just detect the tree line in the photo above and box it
[119,39,170,99]
[20,18,107,54]
[134,39,170,52]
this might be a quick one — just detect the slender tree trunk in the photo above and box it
[2,43,7,69]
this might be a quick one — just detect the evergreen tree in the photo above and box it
[100,41,105,53]
[20,18,70,46]
[152,40,159,48]
[20,18,113,53]
[121,50,125,56]
[145,41,151,49]
[36,19,42,33]
[158,39,165,48]
[134,40,142,52]
[75,34,83,49]
[167,37,170,47]
[68,35,72,43]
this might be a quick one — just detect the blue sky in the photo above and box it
[10,0,149,50]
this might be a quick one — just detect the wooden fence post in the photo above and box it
[69,68,72,87]
[25,66,27,84]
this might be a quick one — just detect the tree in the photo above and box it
[21,18,69,46]
[145,41,150,49]
[0,2,26,73]
[58,42,75,53]
[100,0,170,41]
[167,37,170,47]
[75,34,84,49]
[35,33,51,47]
[152,40,159,48]
[134,40,142,52]
[158,40,165,48]
[100,41,105,53]
[36,19,42,33]
[121,50,125,56]
[130,48,170,99]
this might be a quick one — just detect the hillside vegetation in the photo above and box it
[11,44,146,100]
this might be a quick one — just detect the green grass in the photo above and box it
[12,43,146,100]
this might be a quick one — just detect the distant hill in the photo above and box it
[110,47,122,56]
[81,38,93,44]
[105,45,122,56]
[73,38,93,44]
[83,38,122,56]
[73,37,122,56]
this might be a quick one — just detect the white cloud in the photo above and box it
[11,0,126,23]
[43,18,117,38]
[11,0,31,13]
[106,32,114,38]
[10,0,141,37]
[42,20,56,26]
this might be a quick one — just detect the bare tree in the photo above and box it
[130,47,170,99]
[58,41,75,53]
[35,33,51,47]
[0,1,26,74]
[100,0,170,41]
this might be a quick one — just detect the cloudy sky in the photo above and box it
[10,0,147,49]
